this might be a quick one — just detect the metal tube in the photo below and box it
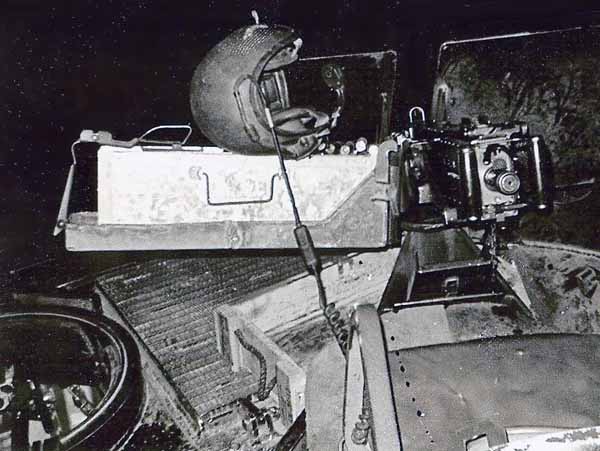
[459,147,482,221]
[529,136,553,210]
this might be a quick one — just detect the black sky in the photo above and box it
[2,0,599,268]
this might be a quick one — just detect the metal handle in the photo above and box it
[190,168,281,206]
[408,106,426,124]
[408,107,426,139]
[138,124,192,147]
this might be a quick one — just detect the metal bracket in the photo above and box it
[378,229,533,316]
[343,304,402,451]
[53,125,193,236]
[79,124,192,149]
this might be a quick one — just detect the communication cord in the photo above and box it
[263,106,348,353]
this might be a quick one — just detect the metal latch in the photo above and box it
[442,276,460,296]
[53,125,192,236]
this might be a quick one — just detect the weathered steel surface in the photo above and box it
[378,229,525,313]
[380,306,453,351]
[215,305,306,427]
[305,242,600,451]
[65,169,392,250]
[345,304,402,451]
[236,250,400,338]
[492,426,600,450]
[305,340,346,451]
[94,253,308,450]
[64,140,399,251]
[391,334,600,451]
[97,146,378,224]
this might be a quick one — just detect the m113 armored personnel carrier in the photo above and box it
[4,12,600,451]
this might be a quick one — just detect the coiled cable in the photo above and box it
[261,99,348,354]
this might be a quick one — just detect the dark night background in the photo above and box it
[2,0,600,281]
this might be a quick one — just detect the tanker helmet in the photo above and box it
[190,23,330,158]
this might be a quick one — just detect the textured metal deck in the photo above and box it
[96,255,307,418]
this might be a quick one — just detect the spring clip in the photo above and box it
[324,303,349,352]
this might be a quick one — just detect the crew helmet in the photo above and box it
[190,22,331,158]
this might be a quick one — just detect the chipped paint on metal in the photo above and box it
[545,427,600,443]
[97,146,379,225]
[490,426,600,450]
